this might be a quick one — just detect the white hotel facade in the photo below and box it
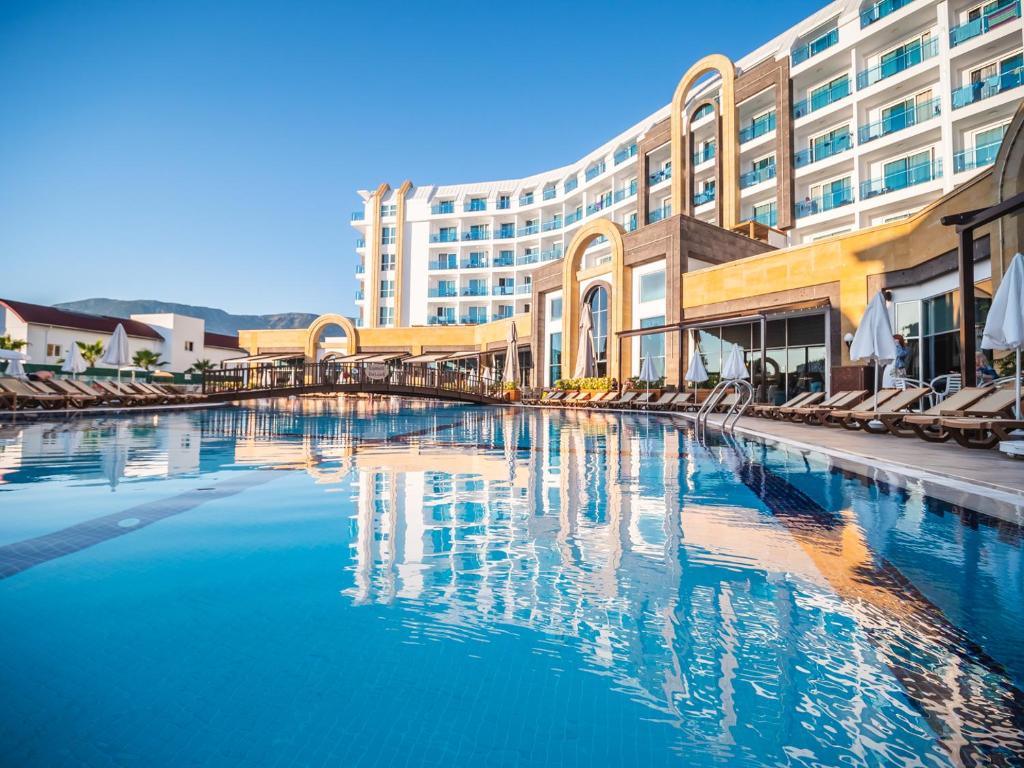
[350,0,1023,334]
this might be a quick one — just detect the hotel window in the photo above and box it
[381,226,396,245]
[548,332,562,384]
[497,194,511,209]
[809,176,852,211]
[585,285,609,377]
[380,204,397,217]
[46,343,61,358]
[381,253,396,271]
[379,280,395,298]
[969,51,1023,83]
[378,307,394,326]
[550,297,562,321]
[883,149,933,189]
[639,271,666,303]
[753,200,777,227]
[184,341,194,352]
[693,103,713,121]
[639,316,666,378]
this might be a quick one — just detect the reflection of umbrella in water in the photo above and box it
[502,410,519,482]
[502,322,520,386]
[100,427,129,491]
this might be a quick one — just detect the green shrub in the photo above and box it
[554,376,614,391]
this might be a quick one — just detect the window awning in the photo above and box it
[222,352,301,364]
[401,352,452,364]
[333,353,377,362]
[360,352,410,363]
[440,350,482,361]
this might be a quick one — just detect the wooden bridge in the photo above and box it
[202,362,506,404]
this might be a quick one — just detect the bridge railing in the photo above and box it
[202,362,504,401]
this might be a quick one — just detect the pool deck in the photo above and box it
[673,410,1024,521]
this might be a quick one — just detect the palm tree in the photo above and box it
[77,340,105,367]
[189,358,215,373]
[132,349,165,371]
[0,334,27,351]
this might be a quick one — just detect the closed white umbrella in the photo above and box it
[100,324,131,382]
[639,354,658,385]
[722,345,749,380]
[502,322,519,386]
[685,333,709,390]
[851,290,898,412]
[982,252,1024,419]
[61,343,88,379]
[0,349,28,378]
[573,303,595,379]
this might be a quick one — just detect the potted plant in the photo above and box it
[503,380,520,402]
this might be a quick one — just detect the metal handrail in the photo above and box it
[695,379,754,440]
[722,380,754,434]
[695,380,731,441]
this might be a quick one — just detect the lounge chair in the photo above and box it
[789,390,869,424]
[939,416,1024,449]
[629,392,654,410]
[750,391,817,419]
[93,380,150,406]
[904,388,1019,444]
[878,387,990,438]
[568,392,595,407]
[539,391,565,406]
[664,392,696,411]
[837,387,932,431]
[585,392,617,407]
[597,391,638,409]
[158,383,206,402]
[134,382,185,403]
[647,392,678,411]
[817,390,899,427]
[713,392,740,413]
[0,377,67,409]
[44,379,101,407]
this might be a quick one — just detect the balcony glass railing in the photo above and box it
[793,78,850,118]
[354,290,364,300]
[355,264,365,274]
[858,98,940,144]
[649,167,672,185]
[692,144,716,165]
[428,259,457,271]
[431,202,454,215]
[952,66,1024,109]
[463,200,487,212]
[543,187,557,201]
[564,177,579,194]
[541,218,562,232]
[462,229,490,241]
[648,205,672,223]
[431,232,459,243]
[461,258,488,269]
[740,112,777,143]
[585,161,606,181]
[354,238,365,248]
[693,189,716,206]
[860,159,942,199]
[861,0,914,27]
[752,208,778,227]
[795,183,854,217]
[614,143,638,165]
[792,28,839,65]
[586,197,612,216]
[613,180,638,202]
[517,223,540,237]
[497,198,511,210]
[950,0,1020,46]
[516,284,532,295]
[492,285,515,296]
[517,252,539,266]
[740,164,776,188]
[540,246,563,262]
[461,286,489,297]
[428,316,457,326]
[794,132,854,167]
[519,193,534,206]
[495,227,515,240]
[857,38,938,90]
[493,254,515,267]
[461,314,489,325]
[495,307,514,320]
[953,140,1005,172]
[428,287,458,298]
[351,212,365,221]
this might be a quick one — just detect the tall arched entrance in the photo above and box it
[670,54,738,229]
[561,219,629,383]
[304,314,359,360]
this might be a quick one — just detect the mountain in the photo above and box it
[54,298,321,336]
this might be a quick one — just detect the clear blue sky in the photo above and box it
[1,0,823,317]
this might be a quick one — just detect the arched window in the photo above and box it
[585,285,609,377]
[692,103,714,122]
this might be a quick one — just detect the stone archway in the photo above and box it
[561,219,630,383]
[670,54,738,229]
[305,313,359,360]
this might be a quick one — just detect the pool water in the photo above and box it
[0,400,1022,767]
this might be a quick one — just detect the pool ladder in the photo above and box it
[695,379,754,440]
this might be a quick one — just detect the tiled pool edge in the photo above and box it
[0,401,231,420]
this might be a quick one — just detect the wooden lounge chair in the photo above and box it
[713,392,740,412]
[0,377,67,409]
[44,379,101,408]
[134,382,183,403]
[585,391,617,407]
[750,390,817,419]
[880,387,991,439]
[791,390,869,424]
[568,392,594,407]
[597,390,638,409]
[905,388,1019,445]
[647,392,678,410]
[939,416,1024,449]
[817,390,899,427]
[838,387,932,431]
[94,380,150,406]
[539,391,565,406]
[665,392,695,411]
[158,383,206,402]
[630,392,654,409]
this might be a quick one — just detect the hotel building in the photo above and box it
[240,0,1023,399]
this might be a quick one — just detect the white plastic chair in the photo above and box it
[928,373,962,406]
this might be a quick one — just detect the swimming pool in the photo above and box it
[1,400,1021,766]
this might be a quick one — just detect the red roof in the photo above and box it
[0,298,164,340]
[204,331,243,350]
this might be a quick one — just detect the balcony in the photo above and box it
[354,290,364,300]
[355,238,365,248]
[351,212,365,221]
[586,196,612,216]
[792,28,838,65]
[492,285,515,296]
[953,140,1004,173]
[585,161,606,181]
[542,187,557,201]
[495,307,514,320]
[428,287,458,298]
[614,143,638,165]
[541,218,562,232]
[495,226,515,240]
[613,180,638,202]
[428,316,457,326]
[428,259,457,271]
[861,0,914,27]
[740,163,776,189]
[860,159,942,200]
[857,38,938,90]
[493,253,515,267]
[462,229,490,241]
[693,189,716,206]
[793,78,850,118]
[540,246,563,262]
[516,284,532,295]
[497,198,511,210]
[858,98,940,144]
[461,286,489,297]
[355,264,365,274]
[649,167,672,185]
[461,315,489,325]
[752,207,778,227]
[517,223,540,237]
[517,251,539,266]
[464,200,487,213]
[519,193,534,206]
[431,201,454,215]
[648,205,672,223]
[564,177,579,194]
[795,183,854,217]
[692,144,716,165]
[950,1,1021,46]
[431,231,459,243]
[461,257,489,269]
[565,210,583,226]
[794,132,853,167]
[952,66,1024,109]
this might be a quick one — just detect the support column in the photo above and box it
[958,228,976,387]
